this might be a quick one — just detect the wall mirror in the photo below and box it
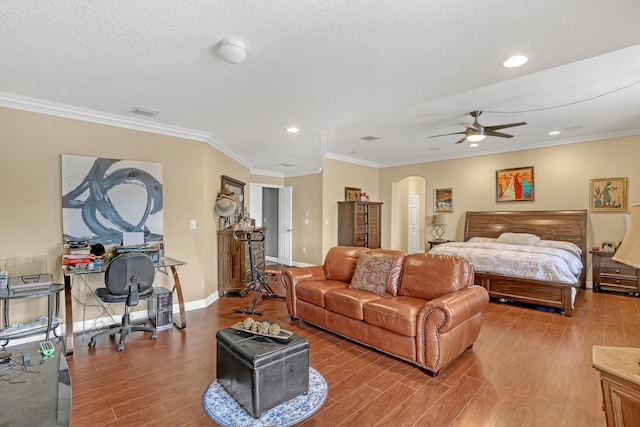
[221,175,245,220]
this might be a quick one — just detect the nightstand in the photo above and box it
[591,250,640,294]
[427,240,453,250]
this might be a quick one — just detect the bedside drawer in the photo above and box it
[600,266,637,277]
[600,274,638,290]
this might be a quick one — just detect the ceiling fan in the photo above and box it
[428,111,526,144]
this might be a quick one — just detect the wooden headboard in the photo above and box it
[464,210,588,285]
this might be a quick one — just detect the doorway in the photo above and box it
[249,184,292,265]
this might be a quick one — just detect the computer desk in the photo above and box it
[62,257,186,356]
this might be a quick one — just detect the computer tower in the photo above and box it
[149,287,173,330]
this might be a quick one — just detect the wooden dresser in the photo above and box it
[592,251,640,295]
[217,229,265,295]
[593,346,640,426]
[337,201,382,249]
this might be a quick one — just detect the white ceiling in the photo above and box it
[2,1,640,176]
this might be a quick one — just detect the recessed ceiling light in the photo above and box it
[469,143,479,147]
[286,127,299,133]
[503,55,528,68]
[548,131,561,135]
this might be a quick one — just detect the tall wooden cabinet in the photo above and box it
[217,229,265,295]
[593,346,640,426]
[337,201,382,249]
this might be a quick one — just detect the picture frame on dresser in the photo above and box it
[344,187,361,201]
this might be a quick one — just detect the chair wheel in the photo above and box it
[88,341,96,349]
[117,344,124,351]
[151,333,157,340]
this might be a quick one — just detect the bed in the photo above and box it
[430,210,587,317]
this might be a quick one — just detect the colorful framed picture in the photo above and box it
[590,177,627,212]
[344,187,361,201]
[600,241,616,253]
[434,188,453,213]
[496,166,534,202]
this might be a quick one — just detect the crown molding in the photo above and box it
[0,92,252,169]
[323,152,381,169]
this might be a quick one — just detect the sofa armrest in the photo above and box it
[416,285,489,373]
[283,266,327,317]
[418,285,489,334]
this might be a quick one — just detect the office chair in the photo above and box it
[88,253,157,351]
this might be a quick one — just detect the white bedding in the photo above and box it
[429,240,583,284]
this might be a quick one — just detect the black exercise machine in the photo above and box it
[232,229,285,316]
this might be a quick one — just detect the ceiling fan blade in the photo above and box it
[454,135,468,144]
[485,130,514,138]
[461,122,480,131]
[485,122,527,131]
[428,131,466,139]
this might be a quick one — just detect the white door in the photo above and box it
[278,186,293,266]
[408,194,420,253]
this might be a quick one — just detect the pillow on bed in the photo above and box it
[497,232,541,246]
[349,253,394,297]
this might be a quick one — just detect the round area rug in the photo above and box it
[202,367,327,427]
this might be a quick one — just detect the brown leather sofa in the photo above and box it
[283,246,489,376]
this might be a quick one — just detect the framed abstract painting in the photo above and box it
[496,166,534,202]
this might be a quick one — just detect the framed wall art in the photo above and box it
[434,188,453,213]
[590,177,627,212]
[496,166,534,202]
[344,187,361,201]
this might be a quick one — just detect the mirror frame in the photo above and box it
[221,175,245,221]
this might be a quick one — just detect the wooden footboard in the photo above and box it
[475,273,577,317]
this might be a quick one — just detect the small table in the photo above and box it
[0,283,64,347]
[216,325,309,418]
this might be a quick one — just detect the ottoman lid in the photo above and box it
[216,326,309,368]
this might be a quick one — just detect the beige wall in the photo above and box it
[286,173,323,265]
[0,107,249,323]
[321,158,379,257]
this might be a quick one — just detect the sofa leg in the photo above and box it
[467,343,474,350]
[424,368,439,378]
[290,316,299,321]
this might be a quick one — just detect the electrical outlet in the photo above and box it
[304,218,309,224]
[302,247,306,254]
[189,220,196,230]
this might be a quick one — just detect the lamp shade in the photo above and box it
[433,214,448,226]
[613,203,640,267]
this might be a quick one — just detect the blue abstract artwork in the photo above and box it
[61,154,163,245]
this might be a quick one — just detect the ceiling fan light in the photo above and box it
[467,134,486,142]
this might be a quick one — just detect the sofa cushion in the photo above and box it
[349,252,395,296]
[296,280,348,307]
[323,246,369,283]
[325,288,382,320]
[363,296,425,337]
[400,253,472,300]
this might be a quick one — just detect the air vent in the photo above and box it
[131,107,159,117]
[278,162,296,167]
[360,136,380,141]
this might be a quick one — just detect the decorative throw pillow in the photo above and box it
[497,232,541,246]
[349,253,394,297]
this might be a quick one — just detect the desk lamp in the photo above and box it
[613,203,640,267]
[433,214,448,242]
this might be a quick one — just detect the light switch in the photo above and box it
[189,220,196,230]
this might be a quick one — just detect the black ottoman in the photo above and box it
[216,325,310,418]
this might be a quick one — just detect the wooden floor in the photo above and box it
[65,289,640,426]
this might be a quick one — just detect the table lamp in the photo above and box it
[432,214,448,242]
[613,203,640,267]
